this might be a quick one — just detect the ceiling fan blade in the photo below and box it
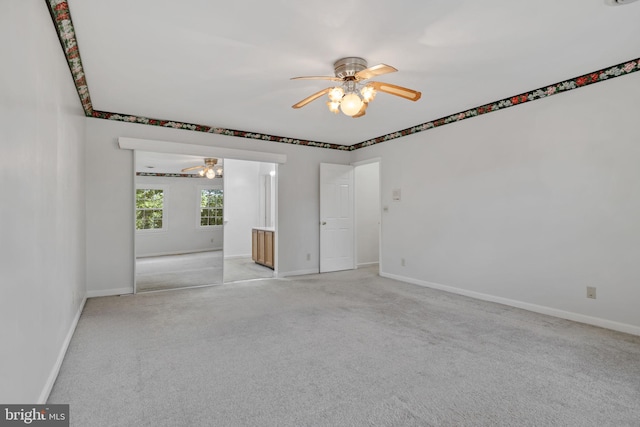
[181,165,205,172]
[290,76,343,82]
[370,81,421,101]
[292,87,331,109]
[355,64,397,80]
[352,102,367,118]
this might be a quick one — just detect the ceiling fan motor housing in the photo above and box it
[334,57,367,79]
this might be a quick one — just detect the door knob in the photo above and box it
[321,221,327,225]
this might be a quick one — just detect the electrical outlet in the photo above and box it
[587,286,596,299]
[401,258,406,267]
[306,253,311,261]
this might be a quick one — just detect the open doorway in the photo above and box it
[223,159,276,283]
[134,152,224,292]
[133,153,278,292]
[318,160,380,274]
[354,160,380,272]
[121,137,286,293]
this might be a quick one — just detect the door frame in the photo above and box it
[352,158,382,275]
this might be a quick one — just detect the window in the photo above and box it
[200,188,223,226]
[136,188,165,230]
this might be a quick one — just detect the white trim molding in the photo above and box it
[39,297,87,403]
[87,288,133,298]
[357,262,379,268]
[119,137,287,164]
[224,254,253,260]
[277,268,319,278]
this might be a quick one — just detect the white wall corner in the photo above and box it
[38,297,87,403]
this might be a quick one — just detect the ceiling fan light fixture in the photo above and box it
[327,101,340,113]
[291,57,420,118]
[340,92,364,116]
[361,85,376,102]
[182,158,223,178]
[328,87,344,102]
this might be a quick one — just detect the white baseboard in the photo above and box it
[39,296,87,403]
[277,268,318,278]
[357,262,379,268]
[381,272,640,337]
[224,253,252,260]
[87,287,133,298]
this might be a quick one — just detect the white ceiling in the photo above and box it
[68,0,640,146]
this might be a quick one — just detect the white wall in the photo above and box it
[258,162,277,228]
[0,2,86,402]
[223,159,261,258]
[85,118,349,295]
[355,162,380,266]
[135,175,223,257]
[351,72,640,334]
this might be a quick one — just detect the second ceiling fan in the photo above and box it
[181,158,223,179]
[291,57,421,118]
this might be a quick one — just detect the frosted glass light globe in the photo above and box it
[361,85,376,102]
[327,101,340,114]
[205,168,216,179]
[328,87,344,102]
[340,93,364,116]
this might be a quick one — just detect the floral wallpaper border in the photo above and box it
[46,0,93,115]
[136,172,211,179]
[46,1,639,152]
[91,110,351,151]
[351,58,640,151]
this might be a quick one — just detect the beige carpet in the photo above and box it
[49,267,640,426]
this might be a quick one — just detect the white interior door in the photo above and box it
[320,163,355,273]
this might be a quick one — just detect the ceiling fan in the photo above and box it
[291,57,421,118]
[181,158,223,179]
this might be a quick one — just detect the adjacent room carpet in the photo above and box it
[136,252,273,292]
[223,256,274,283]
[135,251,224,292]
[49,267,640,426]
